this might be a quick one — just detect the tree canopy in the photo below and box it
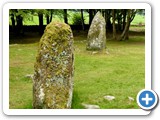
[9,9,145,40]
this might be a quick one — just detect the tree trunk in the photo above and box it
[49,10,53,22]
[122,9,127,31]
[46,14,49,24]
[124,22,130,40]
[16,15,23,36]
[105,9,112,31]
[89,9,94,25]
[102,9,105,17]
[81,9,85,30]
[93,9,97,16]
[11,14,15,31]
[119,9,131,41]
[64,9,68,24]
[117,18,121,31]
[112,9,117,40]
[38,13,44,35]
[122,10,136,40]
[116,10,123,31]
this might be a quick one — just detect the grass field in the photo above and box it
[9,31,145,109]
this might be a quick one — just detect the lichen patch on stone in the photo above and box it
[39,85,45,103]
[87,12,106,51]
[33,21,74,109]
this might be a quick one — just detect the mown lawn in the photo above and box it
[9,32,145,109]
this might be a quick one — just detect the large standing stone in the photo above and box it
[86,12,106,51]
[33,22,74,109]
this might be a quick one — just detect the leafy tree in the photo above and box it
[137,9,145,15]
[88,9,94,25]
[122,9,127,31]
[112,9,117,40]
[9,9,32,35]
[119,9,137,41]
[32,9,47,34]
[45,9,54,24]
[71,9,86,30]
[116,9,123,31]
[9,9,16,31]
[104,9,112,31]
[81,9,85,30]
[64,9,68,24]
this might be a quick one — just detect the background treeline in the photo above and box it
[9,9,145,41]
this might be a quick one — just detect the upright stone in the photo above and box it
[33,22,74,109]
[86,12,106,51]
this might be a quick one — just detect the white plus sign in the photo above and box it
[142,93,153,105]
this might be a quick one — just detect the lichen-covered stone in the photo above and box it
[33,21,74,109]
[86,12,106,51]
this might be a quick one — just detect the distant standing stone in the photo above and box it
[33,22,74,109]
[86,11,106,51]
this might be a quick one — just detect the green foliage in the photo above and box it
[9,9,34,25]
[9,9,145,27]
[9,9,65,25]
[71,12,84,25]
[34,9,46,15]
[137,9,145,15]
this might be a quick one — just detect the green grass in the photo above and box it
[9,32,145,109]
[9,43,37,108]
[131,14,145,25]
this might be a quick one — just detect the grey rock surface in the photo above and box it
[86,12,106,51]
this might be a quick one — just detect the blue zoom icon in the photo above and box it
[137,89,158,110]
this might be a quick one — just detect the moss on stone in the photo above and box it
[33,21,74,109]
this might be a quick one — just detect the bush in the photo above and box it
[72,13,85,25]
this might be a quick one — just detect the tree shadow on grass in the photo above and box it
[9,32,41,44]
[24,101,33,109]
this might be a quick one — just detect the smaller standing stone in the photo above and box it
[86,11,106,51]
